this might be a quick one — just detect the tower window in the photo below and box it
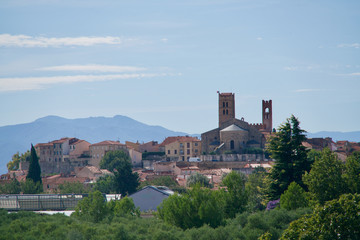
[226,102,228,107]
[223,102,225,107]
[230,140,235,150]
[265,108,270,113]
[223,110,225,115]
[226,109,228,115]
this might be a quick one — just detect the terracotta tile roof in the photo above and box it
[90,140,125,146]
[160,136,200,147]
[51,138,70,144]
[35,143,53,148]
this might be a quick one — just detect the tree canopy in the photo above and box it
[281,193,360,240]
[280,182,308,210]
[267,115,311,200]
[222,171,248,218]
[25,144,42,193]
[98,150,139,196]
[303,148,346,204]
[186,172,212,188]
[7,150,30,171]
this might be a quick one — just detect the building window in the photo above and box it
[226,109,228,115]
[223,102,225,107]
[226,102,228,107]
[230,140,235,150]
[223,110,225,115]
[195,149,198,153]
[187,149,190,155]
[168,150,170,154]
[187,143,190,148]
[195,143,198,146]
[174,150,177,154]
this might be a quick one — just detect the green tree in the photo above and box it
[280,182,308,210]
[112,196,140,217]
[186,172,212,188]
[222,171,248,218]
[94,174,117,194]
[0,178,21,194]
[343,152,360,194]
[26,144,42,184]
[21,179,43,194]
[100,150,131,172]
[303,148,346,205]
[73,190,108,223]
[99,150,139,196]
[281,194,360,240]
[58,181,89,194]
[246,167,268,212]
[267,115,310,200]
[7,150,30,171]
[158,185,226,229]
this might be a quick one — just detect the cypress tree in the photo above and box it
[26,144,42,184]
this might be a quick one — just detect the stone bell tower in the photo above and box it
[262,100,272,132]
[218,92,235,128]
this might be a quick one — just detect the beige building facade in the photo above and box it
[89,140,127,168]
[164,136,201,161]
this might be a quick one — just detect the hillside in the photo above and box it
[0,115,189,174]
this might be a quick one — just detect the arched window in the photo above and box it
[265,108,270,113]
[230,140,235,150]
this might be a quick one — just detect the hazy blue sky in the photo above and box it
[0,0,359,134]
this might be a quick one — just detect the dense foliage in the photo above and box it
[267,115,311,200]
[303,148,346,205]
[281,194,360,239]
[98,150,139,195]
[0,206,311,240]
[186,172,212,188]
[280,182,308,210]
[26,144,42,193]
[7,150,30,171]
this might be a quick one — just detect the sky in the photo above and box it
[0,0,359,135]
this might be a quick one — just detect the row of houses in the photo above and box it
[18,136,202,176]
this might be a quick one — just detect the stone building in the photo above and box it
[201,92,273,154]
[161,136,201,161]
[32,138,90,174]
[89,140,127,168]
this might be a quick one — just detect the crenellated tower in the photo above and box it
[218,92,235,128]
[262,100,272,132]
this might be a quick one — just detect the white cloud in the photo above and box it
[161,38,168,43]
[348,72,360,76]
[0,34,134,48]
[337,43,360,49]
[256,37,263,41]
[38,65,147,73]
[0,73,165,92]
[284,66,298,71]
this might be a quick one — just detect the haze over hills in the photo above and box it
[0,115,359,175]
[0,115,189,174]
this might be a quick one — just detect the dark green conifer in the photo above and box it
[26,144,42,184]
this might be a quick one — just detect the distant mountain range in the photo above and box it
[0,115,359,175]
[306,131,360,142]
[0,115,190,174]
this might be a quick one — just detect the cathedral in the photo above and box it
[201,92,273,154]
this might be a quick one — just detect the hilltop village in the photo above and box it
[1,92,358,193]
